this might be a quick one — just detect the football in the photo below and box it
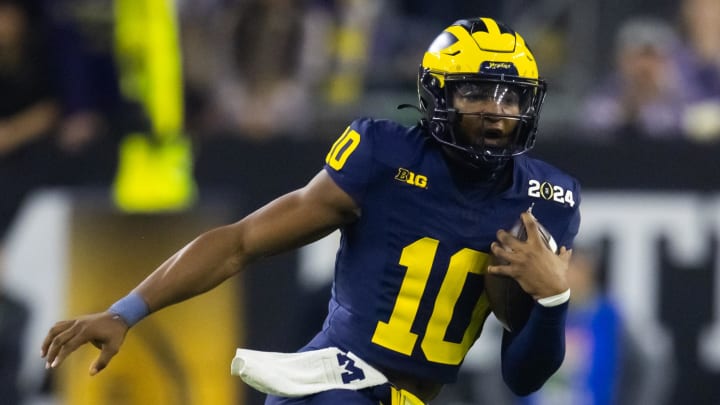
[485,211,558,332]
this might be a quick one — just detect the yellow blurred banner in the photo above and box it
[113,133,197,212]
[58,204,243,405]
[112,0,196,212]
[114,0,183,138]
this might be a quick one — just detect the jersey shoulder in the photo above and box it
[324,117,427,203]
[512,154,582,247]
[351,117,426,165]
[515,154,581,194]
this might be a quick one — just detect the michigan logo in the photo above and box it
[336,352,366,384]
[395,168,428,189]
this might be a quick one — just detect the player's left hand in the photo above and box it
[41,311,129,376]
[488,211,572,300]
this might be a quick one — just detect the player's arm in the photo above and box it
[41,169,359,375]
[135,169,358,311]
[488,212,572,395]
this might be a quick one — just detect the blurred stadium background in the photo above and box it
[1,0,719,404]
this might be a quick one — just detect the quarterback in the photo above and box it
[42,17,580,405]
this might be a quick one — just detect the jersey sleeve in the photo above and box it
[323,118,377,205]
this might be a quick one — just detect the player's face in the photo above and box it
[450,82,521,149]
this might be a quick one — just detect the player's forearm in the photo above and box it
[499,302,568,396]
[134,224,251,314]
[110,171,355,325]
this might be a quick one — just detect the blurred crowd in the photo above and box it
[176,0,720,142]
[577,0,720,141]
[0,0,718,187]
[1,0,720,403]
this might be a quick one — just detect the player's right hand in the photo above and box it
[488,211,572,300]
[41,312,129,376]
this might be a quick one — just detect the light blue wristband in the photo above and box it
[108,291,150,327]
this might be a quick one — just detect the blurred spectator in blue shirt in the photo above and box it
[517,246,664,405]
[519,248,626,405]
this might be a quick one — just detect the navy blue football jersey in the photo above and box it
[320,118,581,383]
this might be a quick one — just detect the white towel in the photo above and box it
[230,347,389,397]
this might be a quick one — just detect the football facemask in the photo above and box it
[444,78,545,159]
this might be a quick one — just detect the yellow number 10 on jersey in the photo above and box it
[326,127,361,170]
[372,237,492,365]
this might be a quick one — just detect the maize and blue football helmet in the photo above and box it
[418,17,547,171]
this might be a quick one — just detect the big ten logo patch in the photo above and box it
[395,168,428,189]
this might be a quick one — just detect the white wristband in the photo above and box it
[537,289,571,307]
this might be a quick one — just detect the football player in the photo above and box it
[42,17,580,405]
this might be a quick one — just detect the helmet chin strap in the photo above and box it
[421,118,511,180]
[441,144,511,182]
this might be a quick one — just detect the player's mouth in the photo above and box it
[479,128,507,147]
